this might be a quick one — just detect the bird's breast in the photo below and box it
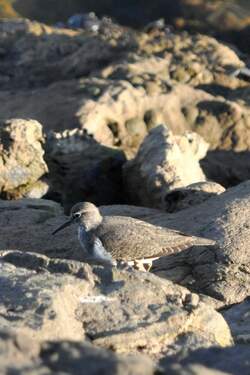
[78,225,91,254]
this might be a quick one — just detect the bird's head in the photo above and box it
[52,202,102,235]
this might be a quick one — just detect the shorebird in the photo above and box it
[52,202,215,270]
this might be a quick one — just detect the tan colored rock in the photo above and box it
[123,125,208,208]
[0,119,48,199]
[0,18,248,168]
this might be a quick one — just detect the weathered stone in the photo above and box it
[223,298,250,345]
[0,19,249,173]
[0,329,156,375]
[123,125,208,208]
[161,345,250,375]
[0,250,232,358]
[0,198,82,260]
[45,129,126,212]
[0,18,134,89]
[164,182,225,213]
[0,118,48,199]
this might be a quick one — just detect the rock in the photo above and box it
[164,182,225,213]
[123,125,208,208]
[45,129,126,212]
[223,298,250,345]
[0,250,232,357]
[0,329,156,375]
[101,180,250,305]
[161,345,250,375]
[0,18,249,171]
[201,150,250,188]
[0,18,134,90]
[12,1,250,55]
[0,198,83,260]
[0,119,48,199]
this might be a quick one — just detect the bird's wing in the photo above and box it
[96,216,213,261]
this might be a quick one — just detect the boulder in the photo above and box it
[160,345,250,375]
[164,181,225,213]
[0,118,48,199]
[0,250,232,357]
[223,298,250,345]
[123,125,208,208]
[0,329,156,375]
[0,18,249,173]
[0,18,134,89]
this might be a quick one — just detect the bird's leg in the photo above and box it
[134,260,149,272]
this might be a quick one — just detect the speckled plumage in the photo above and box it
[53,202,215,267]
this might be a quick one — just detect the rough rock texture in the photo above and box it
[0,118,48,199]
[123,125,208,208]
[0,329,156,375]
[101,180,250,305]
[13,0,250,54]
[1,19,250,170]
[0,198,83,260]
[0,250,232,357]
[223,298,250,345]
[160,345,250,375]
[164,181,225,213]
[0,18,135,89]
[45,129,126,212]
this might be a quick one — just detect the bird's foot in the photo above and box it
[116,260,133,271]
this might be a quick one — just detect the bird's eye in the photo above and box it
[73,212,81,218]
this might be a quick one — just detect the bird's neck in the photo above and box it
[79,217,102,232]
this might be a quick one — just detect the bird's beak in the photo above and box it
[52,218,74,235]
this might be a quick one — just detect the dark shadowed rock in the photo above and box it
[160,345,250,375]
[223,298,250,345]
[45,129,126,212]
[164,182,225,213]
[0,329,156,375]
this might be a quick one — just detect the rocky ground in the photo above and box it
[0,10,250,375]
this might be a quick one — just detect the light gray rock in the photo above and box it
[0,118,48,199]
[164,181,225,212]
[0,250,232,357]
[123,125,208,208]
